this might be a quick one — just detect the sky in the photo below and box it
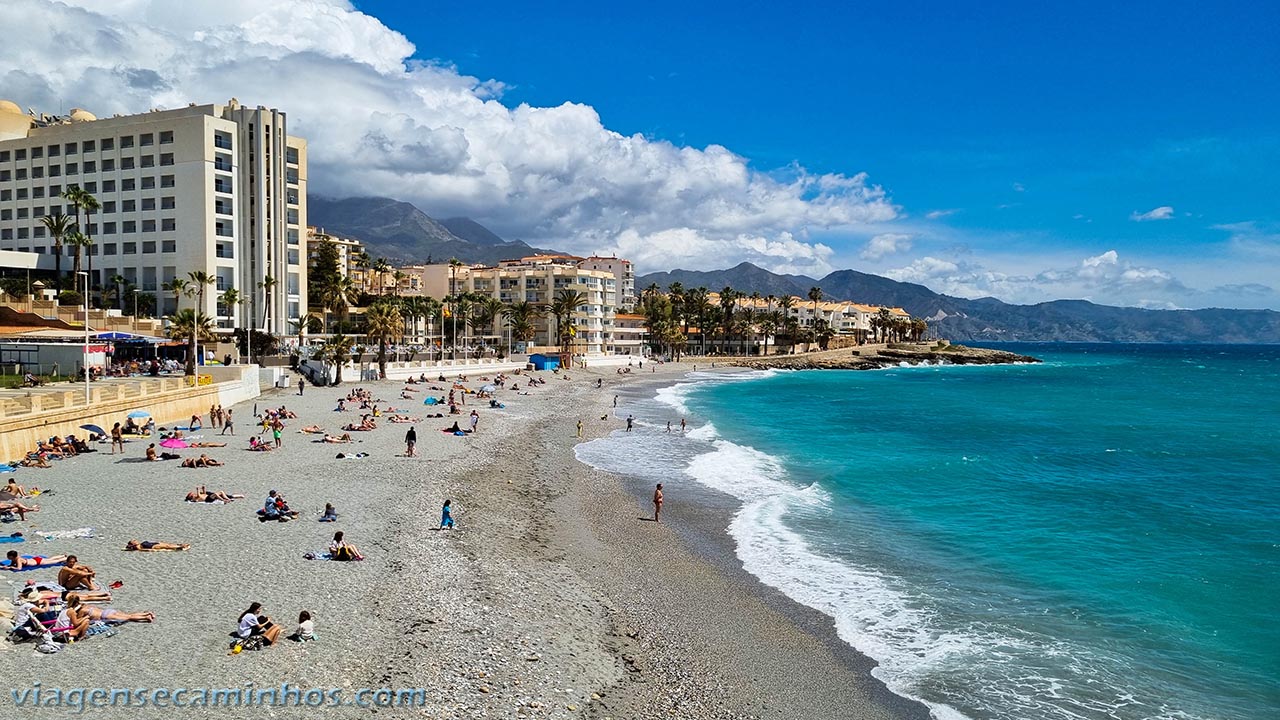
[2,0,1277,309]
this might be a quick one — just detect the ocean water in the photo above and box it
[574,344,1280,720]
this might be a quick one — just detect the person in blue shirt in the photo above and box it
[440,499,455,529]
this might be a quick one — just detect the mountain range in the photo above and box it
[309,195,1280,343]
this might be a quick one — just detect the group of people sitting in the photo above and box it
[8,554,155,651]
[343,415,378,432]
[258,490,299,521]
[231,602,313,650]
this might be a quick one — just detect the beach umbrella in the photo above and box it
[479,384,497,393]
[127,410,151,419]
[79,424,106,436]
[159,438,188,449]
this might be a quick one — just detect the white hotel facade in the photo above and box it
[0,98,307,335]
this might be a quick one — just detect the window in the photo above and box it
[161,218,175,232]
[287,249,300,265]
[162,240,176,253]
[17,228,29,239]
[47,144,59,157]
[83,161,96,173]
[122,178,135,191]
[47,184,58,195]
[0,170,8,181]
[32,166,43,178]
[140,133,154,147]
[103,222,117,235]
[161,196,175,210]
[122,199,136,212]
[101,138,114,151]
[140,155,154,168]
[86,223,97,235]
[120,136,134,148]
[48,165,60,177]
[215,221,232,237]
[160,174,174,188]
[121,157,135,170]
[102,180,115,193]
[0,190,9,201]
[141,176,155,190]
[142,241,156,254]
[82,140,95,153]
[83,181,96,193]
[0,150,7,162]
[0,229,11,241]
[159,131,173,144]
[159,153,173,166]
[123,242,136,254]
[103,243,117,255]
[65,163,77,175]
[0,209,10,220]
[30,147,41,159]
[32,206,44,216]
[32,187,43,199]
[102,201,116,214]
[15,188,26,200]
[15,168,25,180]
[102,158,115,171]
[122,221,137,233]
[286,147,299,165]
[65,142,77,155]
[15,148,26,160]
[142,219,156,233]
[141,198,155,211]
[17,208,28,219]
[34,227,45,239]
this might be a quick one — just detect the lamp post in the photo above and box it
[132,288,140,318]
[79,271,90,404]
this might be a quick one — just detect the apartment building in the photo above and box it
[579,255,636,312]
[0,98,307,335]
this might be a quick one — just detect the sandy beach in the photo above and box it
[1,362,929,719]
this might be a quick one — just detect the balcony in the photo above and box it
[214,183,233,195]
[213,136,232,150]
[214,159,233,172]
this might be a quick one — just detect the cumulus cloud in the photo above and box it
[860,233,913,260]
[1131,205,1175,221]
[0,0,896,273]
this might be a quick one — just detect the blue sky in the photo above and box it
[9,0,1277,308]
[350,0,1280,308]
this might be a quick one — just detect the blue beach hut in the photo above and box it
[528,353,559,371]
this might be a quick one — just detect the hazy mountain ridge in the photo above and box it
[638,264,1280,343]
[308,196,563,266]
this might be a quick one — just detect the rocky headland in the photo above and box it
[728,342,1042,371]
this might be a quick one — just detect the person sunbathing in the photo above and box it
[36,441,65,458]
[5,550,68,570]
[19,581,112,604]
[0,501,39,519]
[51,436,78,456]
[57,556,98,591]
[185,486,242,503]
[187,441,228,448]
[321,434,353,443]
[248,436,274,451]
[5,478,30,497]
[68,594,154,624]
[145,443,159,461]
[124,540,190,551]
[299,425,325,434]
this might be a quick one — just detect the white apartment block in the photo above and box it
[579,255,636,311]
[0,98,307,336]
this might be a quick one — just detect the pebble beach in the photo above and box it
[1,363,928,720]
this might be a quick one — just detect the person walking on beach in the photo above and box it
[110,423,125,455]
[298,377,305,396]
[626,415,634,432]
[222,409,234,436]
[613,395,618,407]
[576,420,583,439]
[653,483,664,522]
[441,499,455,529]
[405,426,417,457]
[469,410,479,433]
[680,417,686,433]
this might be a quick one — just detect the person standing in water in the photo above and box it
[666,421,672,433]
[653,483,664,522]
[680,417,687,433]
[626,415,634,432]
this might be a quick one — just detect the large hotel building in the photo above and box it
[0,98,307,335]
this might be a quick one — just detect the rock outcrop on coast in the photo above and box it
[727,343,1041,370]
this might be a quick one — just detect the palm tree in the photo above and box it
[503,300,543,348]
[807,287,823,350]
[219,287,242,326]
[257,274,277,333]
[320,276,359,333]
[290,312,319,348]
[550,288,587,354]
[167,309,215,374]
[106,274,126,311]
[66,231,89,279]
[80,193,100,295]
[364,301,403,379]
[40,212,74,290]
[184,271,216,375]
[162,278,189,317]
[777,296,796,353]
[326,334,356,385]
[718,286,739,354]
[354,251,373,294]
[372,258,392,295]
[391,270,407,297]
[471,296,505,348]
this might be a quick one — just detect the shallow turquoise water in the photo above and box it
[577,344,1280,720]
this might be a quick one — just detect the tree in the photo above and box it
[719,286,739,354]
[257,275,277,333]
[503,300,542,347]
[109,274,127,311]
[162,278,188,317]
[391,270,407,297]
[167,309,215,373]
[471,296,505,346]
[807,287,823,351]
[364,301,402,379]
[759,312,777,357]
[219,287,242,326]
[66,231,88,279]
[326,334,356,385]
[777,296,796,353]
[40,212,74,290]
[320,276,359,334]
[184,271,216,375]
[371,258,392,295]
[550,288,587,354]
[80,192,100,297]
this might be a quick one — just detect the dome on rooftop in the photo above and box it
[69,107,97,122]
[0,100,22,115]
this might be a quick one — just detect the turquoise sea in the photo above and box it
[575,344,1280,720]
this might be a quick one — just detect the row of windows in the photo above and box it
[0,154,176,181]
[0,132,175,163]
[0,218,178,240]
[0,197,178,220]
[3,240,181,255]
[0,175,177,201]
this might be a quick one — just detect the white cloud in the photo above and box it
[1130,205,1175,221]
[0,0,896,272]
[1012,182,1025,192]
[925,209,957,219]
[859,233,913,260]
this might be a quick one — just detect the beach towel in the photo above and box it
[0,533,24,543]
[302,551,335,561]
[40,528,94,540]
[1,555,64,570]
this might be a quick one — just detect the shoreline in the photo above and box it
[0,362,931,719]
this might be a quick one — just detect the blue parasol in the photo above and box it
[127,411,151,419]
[79,424,106,436]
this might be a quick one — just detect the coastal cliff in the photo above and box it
[727,343,1041,370]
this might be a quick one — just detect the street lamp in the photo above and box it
[132,288,140,318]
[78,271,89,404]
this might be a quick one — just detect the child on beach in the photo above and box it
[289,610,315,642]
[441,499,455,529]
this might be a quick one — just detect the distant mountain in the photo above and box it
[308,197,565,266]
[638,263,1280,343]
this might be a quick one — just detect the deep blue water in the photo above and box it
[575,344,1280,720]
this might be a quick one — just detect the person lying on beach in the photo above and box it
[57,556,98,591]
[184,486,242,503]
[69,594,155,624]
[180,454,224,468]
[336,399,347,411]
[0,501,39,519]
[248,436,274,451]
[319,503,337,522]
[299,425,325,434]
[18,581,112,604]
[36,441,66,458]
[388,415,421,423]
[442,421,468,434]
[187,441,228,448]
[321,434,354,443]
[124,540,190,552]
[5,550,68,570]
[328,531,363,561]
[51,436,79,456]
[234,602,282,646]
